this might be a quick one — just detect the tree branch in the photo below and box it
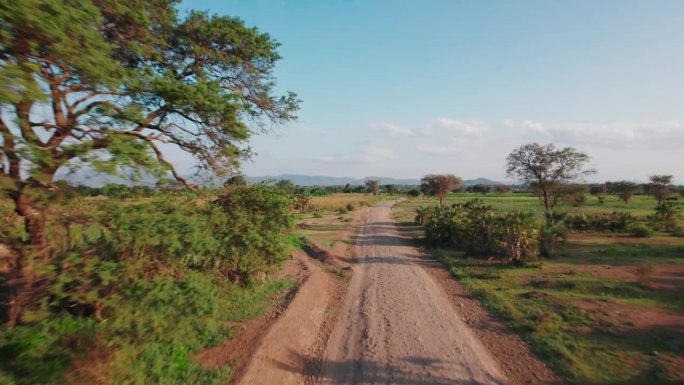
[120,131,206,198]
[0,112,20,181]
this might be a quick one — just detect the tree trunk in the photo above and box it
[542,190,550,212]
[6,190,48,327]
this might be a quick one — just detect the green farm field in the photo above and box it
[394,192,676,221]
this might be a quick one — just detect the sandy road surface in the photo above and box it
[317,201,506,385]
[237,250,331,385]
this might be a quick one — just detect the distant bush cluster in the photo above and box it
[417,200,538,263]
[565,212,636,232]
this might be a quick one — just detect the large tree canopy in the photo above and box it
[420,174,461,205]
[506,143,594,212]
[0,0,299,326]
[0,0,299,191]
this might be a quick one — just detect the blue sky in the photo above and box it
[179,0,684,182]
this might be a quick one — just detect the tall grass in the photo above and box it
[309,194,380,212]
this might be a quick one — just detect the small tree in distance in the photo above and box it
[383,184,397,194]
[407,189,421,198]
[611,181,639,204]
[365,180,379,195]
[648,175,673,204]
[496,185,512,194]
[420,174,462,205]
[472,184,491,195]
[589,184,608,204]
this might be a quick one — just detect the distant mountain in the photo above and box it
[55,168,156,187]
[56,168,505,188]
[461,178,503,187]
[247,174,504,187]
[245,174,421,186]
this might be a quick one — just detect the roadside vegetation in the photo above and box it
[0,186,295,385]
[0,1,307,384]
[397,148,683,385]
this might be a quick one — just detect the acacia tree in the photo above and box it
[589,184,608,204]
[383,184,396,194]
[648,175,673,204]
[610,181,639,204]
[496,184,511,194]
[506,143,595,212]
[365,179,379,195]
[420,174,462,205]
[0,0,298,326]
[472,184,491,195]
[506,143,594,257]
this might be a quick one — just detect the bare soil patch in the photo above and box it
[562,263,684,290]
[569,233,684,245]
[573,298,684,332]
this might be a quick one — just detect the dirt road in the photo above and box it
[237,250,331,385]
[317,201,506,385]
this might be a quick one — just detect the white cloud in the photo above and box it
[416,144,453,155]
[506,119,684,148]
[422,118,487,136]
[503,119,548,134]
[312,146,395,164]
[552,121,684,145]
[373,121,416,137]
[521,120,548,135]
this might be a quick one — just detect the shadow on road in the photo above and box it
[272,349,503,385]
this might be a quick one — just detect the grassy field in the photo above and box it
[292,194,383,249]
[394,192,675,221]
[395,193,684,385]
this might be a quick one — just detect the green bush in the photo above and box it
[649,201,681,232]
[406,189,421,198]
[421,200,538,262]
[0,186,294,385]
[565,211,635,232]
[630,224,653,238]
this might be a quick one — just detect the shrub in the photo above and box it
[653,201,680,222]
[565,211,635,233]
[630,224,653,238]
[0,186,294,384]
[406,189,421,198]
[420,199,539,262]
[494,211,538,263]
[414,206,435,225]
[539,211,567,258]
[292,194,312,213]
[214,186,294,283]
